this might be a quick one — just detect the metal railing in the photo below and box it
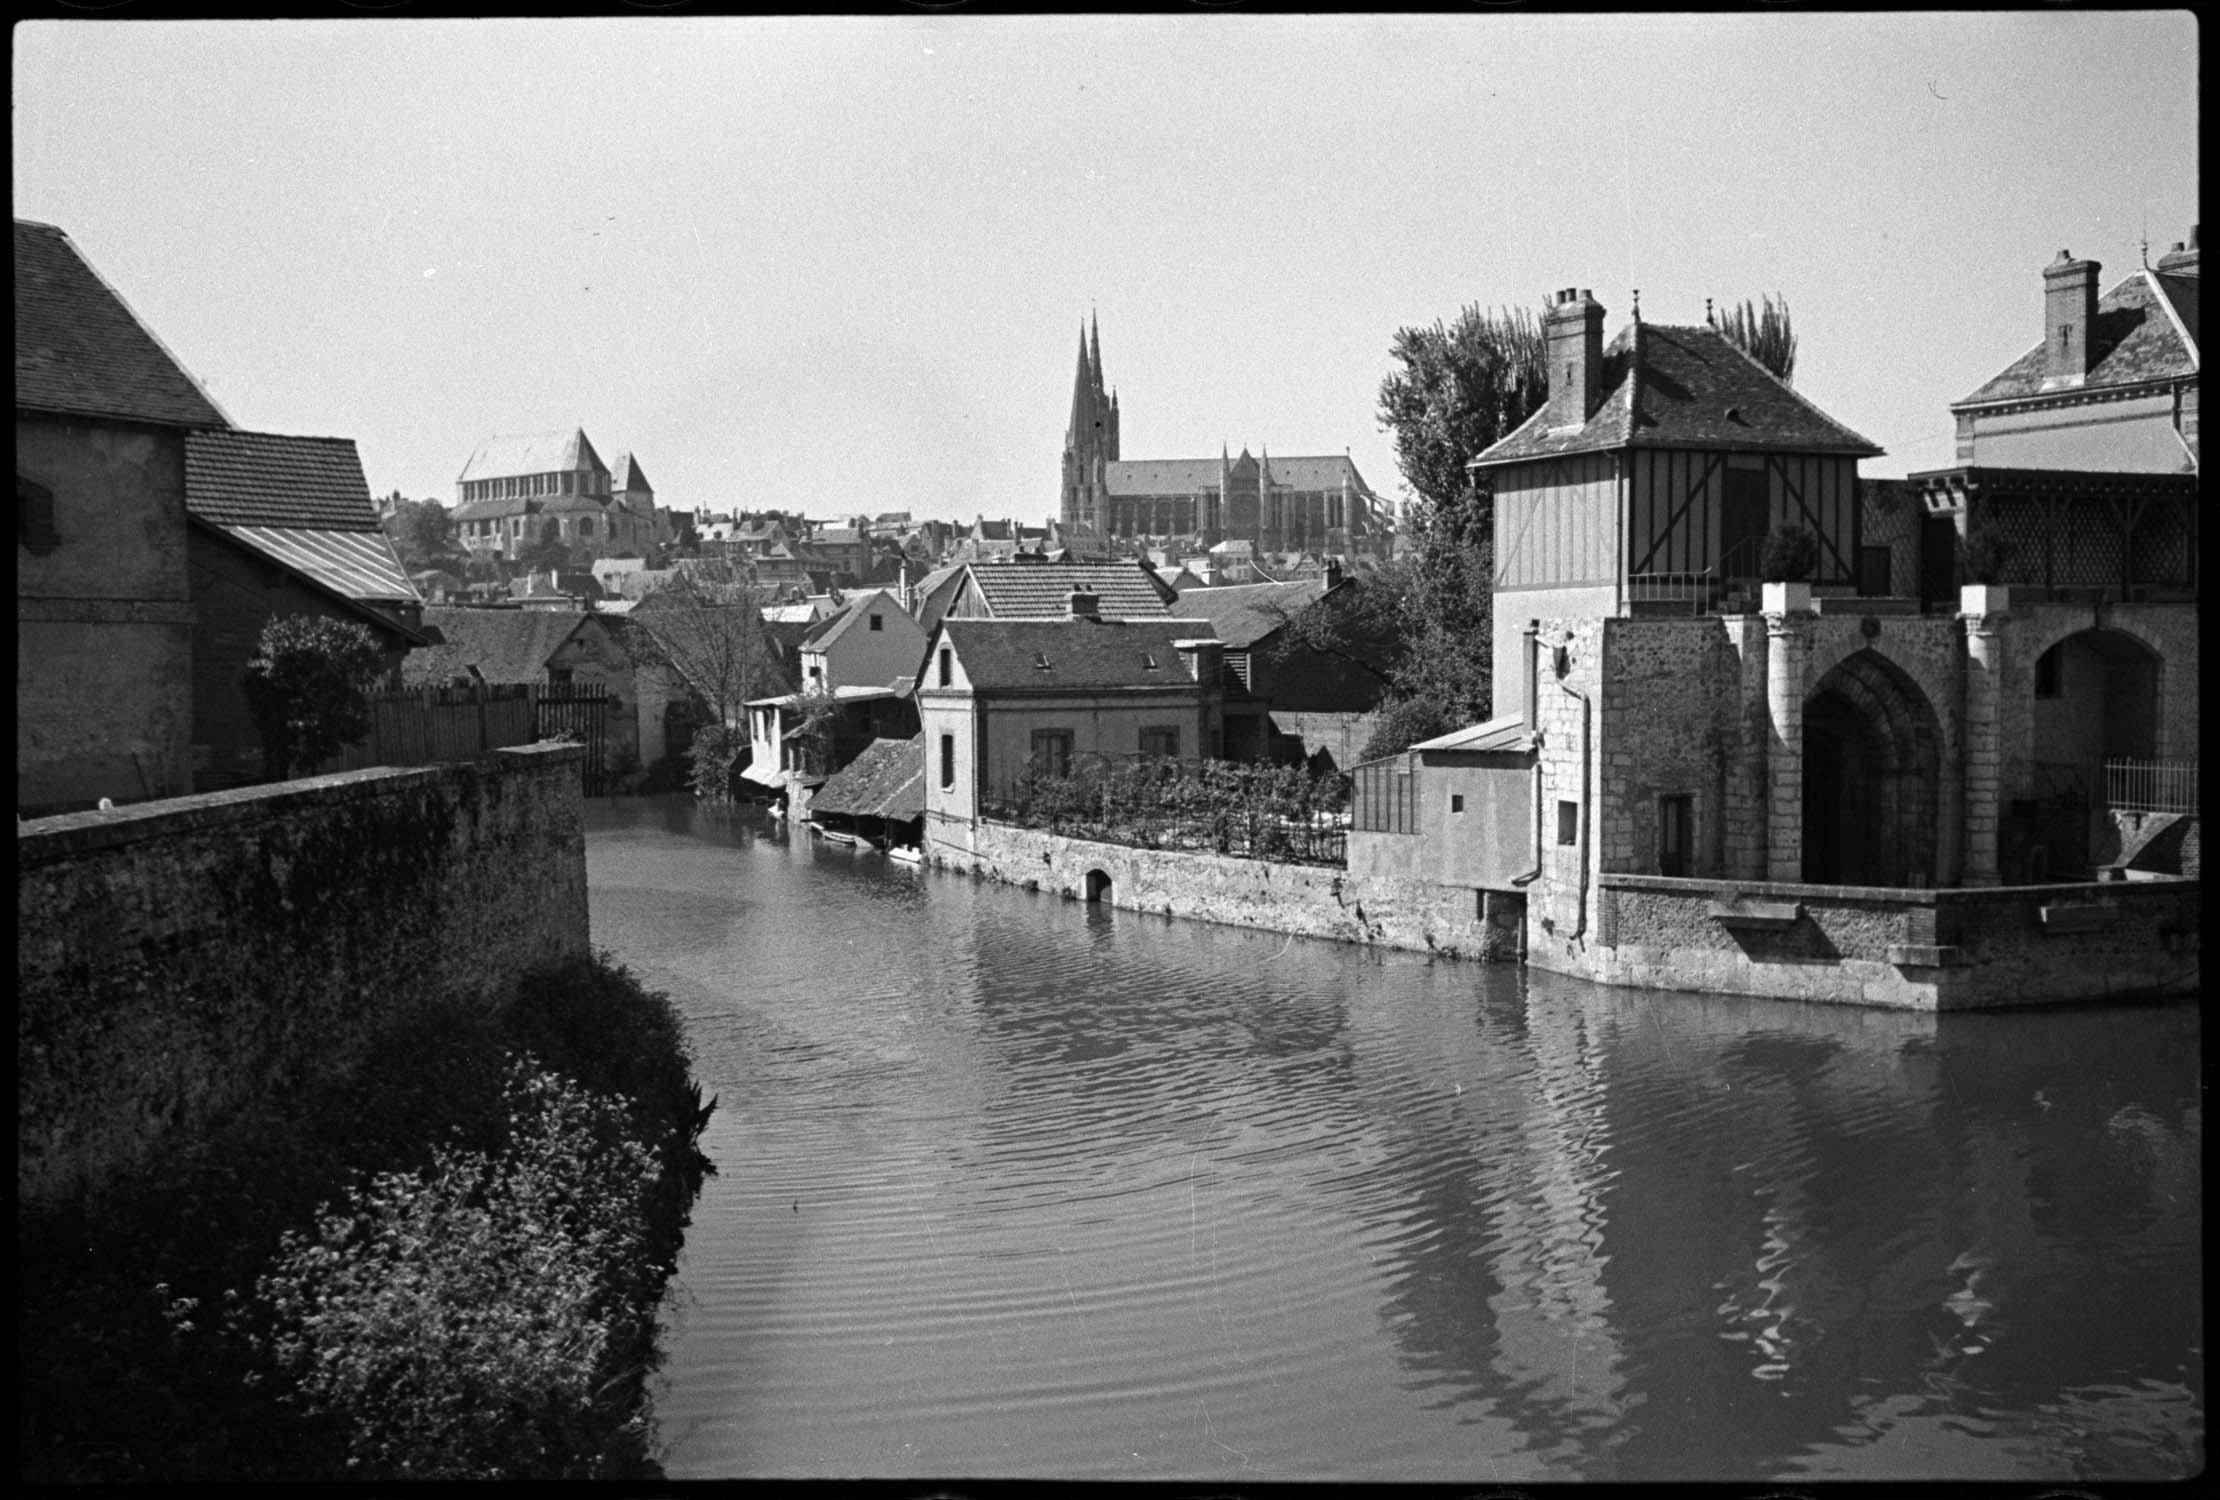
[2105,758,2199,815]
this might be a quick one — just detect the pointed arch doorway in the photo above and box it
[1802,650,1945,887]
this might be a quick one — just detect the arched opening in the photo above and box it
[2023,628,2162,879]
[1802,650,1943,886]
[1083,869,1112,904]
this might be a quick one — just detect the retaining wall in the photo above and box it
[18,744,590,1205]
[926,812,1518,960]
[1541,872,2201,1009]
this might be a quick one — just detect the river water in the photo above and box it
[584,796,2201,1483]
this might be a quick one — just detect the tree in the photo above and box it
[242,614,387,780]
[625,574,792,796]
[381,496,469,575]
[1360,301,1555,756]
[515,520,576,578]
[1716,293,1798,384]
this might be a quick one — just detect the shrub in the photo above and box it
[242,615,387,779]
[1757,525,1820,583]
[685,723,746,802]
[251,1060,662,1480]
[1959,524,2014,586]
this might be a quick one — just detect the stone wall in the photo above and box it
[928,814,1510,961]
[17,743,589,1206]
[1551,872,2199,1010]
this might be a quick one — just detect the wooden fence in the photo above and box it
[316,681,611,792]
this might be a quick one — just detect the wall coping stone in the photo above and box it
[1602,871,2195,906]
[17,742,585,866]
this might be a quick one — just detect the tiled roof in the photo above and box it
[405,607,585,685]
[218,524,419,604]
[973,519,1015,540]
[456,428,602,482]
[964,561,1176,619]
[185,429,380,531]
[801,588,904,650]
[1956,268,2201,407]
[809,735,926,821]
[1476,322,1883,467]
[15,219,229,429]
[452,495,533,522]
[938,616,1220,692]
[1169,576,1329,649]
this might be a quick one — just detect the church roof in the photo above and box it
[1956,266,2200,407]
[1105,453,1375,496]
[1476,322,1882,467]
[457,428,604,483]
[607,450,652,494]
[15,218,230,430]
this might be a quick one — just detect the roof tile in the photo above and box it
[186,429,381,531]
[15,219,229,429]
[1956,268,2200,407]
[939,616,1219,691]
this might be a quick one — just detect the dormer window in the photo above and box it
[1034,652,1053,671]
[1141,653,1159,670]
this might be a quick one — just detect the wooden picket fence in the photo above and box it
[316,681,610,792]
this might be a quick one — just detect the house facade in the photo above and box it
[1059,317,1392,557]
[1343,261,2196,1005]
[917,606,1225,837]
[17,219,230,814]
[797,587,928,693]
[184,429,427,789]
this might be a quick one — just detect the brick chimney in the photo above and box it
[1544,288,1606,430]
[1066,588,1099,619]
[2043,250,2101,388]
[2155,224,2200,275]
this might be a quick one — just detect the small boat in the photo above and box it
[818,828,860,846]
[886,845,923,867]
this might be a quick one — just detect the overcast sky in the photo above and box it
[14,13,2200,527]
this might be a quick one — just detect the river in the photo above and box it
[584,796,2201,1483]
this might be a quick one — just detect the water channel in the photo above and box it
[585,796,2201,1483]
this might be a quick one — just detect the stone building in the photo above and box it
[451,428,665,560]
[1347,265,2197,1008]
[1058,317,1391,556]
[17,218,229,814]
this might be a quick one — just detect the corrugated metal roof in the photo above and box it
[186,429,381,531]
[220,524,420,603]
[1410,714,1536,754]
[15,218,230,429]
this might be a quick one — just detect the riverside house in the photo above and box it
[17,218,230,814]
[917,594,1224,838]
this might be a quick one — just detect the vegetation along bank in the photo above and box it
[19,954,715,1483]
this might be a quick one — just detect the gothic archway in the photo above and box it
[1802,649,1944,887]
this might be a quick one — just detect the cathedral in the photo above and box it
[1058,318,1390,557]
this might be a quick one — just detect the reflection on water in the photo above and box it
[586,797,2202,1483]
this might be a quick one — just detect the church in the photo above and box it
[1057,318,1391,557]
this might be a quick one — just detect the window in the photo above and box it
[20,475,58,553]
[1450,794,1465,814]
[1556,800,1580,846]
[1139,726,1179,759]
[1658,794,1692,876]
[940,733,956,789]
[938,647,952,687]
[1030,729,1073,778]
[578,517,594,538]
[869,613,883,631]
[1224,650,1252,689]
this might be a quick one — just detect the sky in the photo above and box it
[13,12,2201,529]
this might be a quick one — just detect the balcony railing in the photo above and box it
[2105,758,2199,815]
